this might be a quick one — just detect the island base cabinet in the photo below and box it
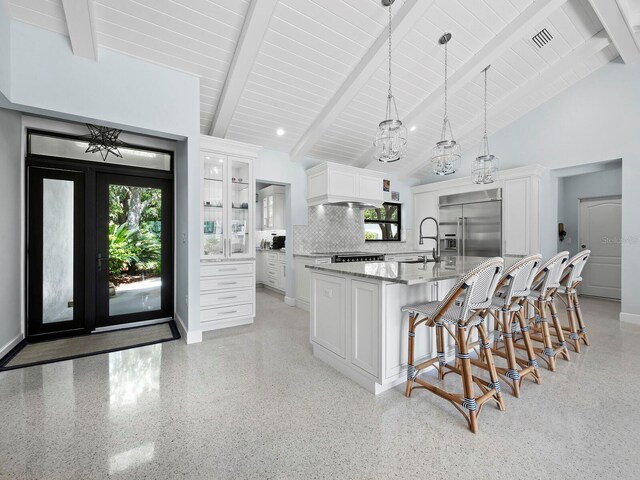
[310,274,346,358]
[310,271,459,394]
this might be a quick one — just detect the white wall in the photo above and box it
[0,19,202,341]
[0,108,22,354]
[452,59,640,321]
[557,164,622,256]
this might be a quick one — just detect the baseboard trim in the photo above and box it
[200,316,254,332]
[0,333,24,359]
[175,312,202,344]
[295,299,309,312]
[620,312,640,325]
[284,296,296,307]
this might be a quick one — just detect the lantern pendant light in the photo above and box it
[431,33,460,176]
[472,65,499,184]
[374,0,407,163]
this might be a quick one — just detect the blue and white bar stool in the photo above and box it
[402,257,505,434]
[524,251,571,372]
[555,250,591,353]
[484,254,543,398]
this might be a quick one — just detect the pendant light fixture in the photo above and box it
[472,65,498,184]
[431,33,460,176]
[374,0,407,163]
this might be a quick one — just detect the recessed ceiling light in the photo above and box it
[218,159,223,163]
[276,128,285,136]
[410,125,417,132]
[205,156,210,159]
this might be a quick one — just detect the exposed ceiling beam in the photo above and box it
[355,0,568,171]
[588,0,640,64]
[400,33,611,179]
[209,0,279,138]
[289,0,437,162]
[60,0,98,60]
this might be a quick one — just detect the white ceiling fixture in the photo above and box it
[276,128,285,136]
[410,125,417,132]
[209,0,279,137]
[374,0,407,164]
[587,0,640,64]
[431,33,460,176]
[60,0,97,60]
[471,65,498,184]
[289,0,436,162]
[358,0,570,174]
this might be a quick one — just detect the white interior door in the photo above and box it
[579,196,621,299]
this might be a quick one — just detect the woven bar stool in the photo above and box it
[483,254,543,398]
[402,257,505,434]
[524,251,571,372]
[555,250,591,353]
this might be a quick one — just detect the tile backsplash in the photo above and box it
[294,205,417,254]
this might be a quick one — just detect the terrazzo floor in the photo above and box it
[1,291,638,479]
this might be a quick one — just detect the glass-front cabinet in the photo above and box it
[202,152,254,259]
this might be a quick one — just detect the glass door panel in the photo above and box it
[97,174,173,327]
[229,158,250,256]
[27,168,86,337]
[203,154,226,256]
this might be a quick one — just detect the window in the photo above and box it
[364,202,401,242]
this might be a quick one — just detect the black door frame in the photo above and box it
[95,173,174,327]
[25,144,174,340]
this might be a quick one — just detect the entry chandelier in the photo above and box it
[431,33,460,175]
[85,124,125,161]
[373,0,407,163]
[472,65,498,184]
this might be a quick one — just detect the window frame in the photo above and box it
[364,202,402,242]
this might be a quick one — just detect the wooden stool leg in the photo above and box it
[405,314,416,397]
[457,325,478,433]
[549,299,570,361]
[516,310,542,385]
[501,310,521,398]
[478,322,505,412]
[574,296,590,346]
[566,293,581,353]
[538,302,557,372]
[436,324,446,380]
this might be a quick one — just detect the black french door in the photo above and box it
[27,167,87,338]
[26,163,174,340]
[95,173,173,327]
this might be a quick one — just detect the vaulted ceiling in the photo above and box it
[7,0,640,179]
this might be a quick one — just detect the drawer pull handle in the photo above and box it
[220,310,237,315]
[218,296,237,300]
[219,282,237,285]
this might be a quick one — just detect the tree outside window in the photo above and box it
[364,203,401,241]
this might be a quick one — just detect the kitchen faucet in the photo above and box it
[418,216,441,263]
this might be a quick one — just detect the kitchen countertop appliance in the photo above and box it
[438,188,502,258]
[325,252,385,263]
[272,235,286,250]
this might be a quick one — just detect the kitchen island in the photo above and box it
[308,257,516,394]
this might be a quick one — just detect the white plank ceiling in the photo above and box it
[7,0,636,179]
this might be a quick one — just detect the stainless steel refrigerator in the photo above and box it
[438,188,502,258]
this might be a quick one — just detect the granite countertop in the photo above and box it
[307,256,518,285]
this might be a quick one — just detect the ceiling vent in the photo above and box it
[531,28,553,48]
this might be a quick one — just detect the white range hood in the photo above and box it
[306,162,385,208]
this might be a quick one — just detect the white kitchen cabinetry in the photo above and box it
[503,176,540,256]
[200,135,260,331]
[294,256,332,311]
[411,165,544,256]
[256,250,266,283]
[306,162,384,207]
[259,185,285,229]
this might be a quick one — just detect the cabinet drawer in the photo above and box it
[266,266,278,278]
[201,276,254,292]
[265,277,280,289]
[201,263,254,277]
[201,303,254,324]
[201,289,254,308]
[267,252,278,264]
[277,253,286,263]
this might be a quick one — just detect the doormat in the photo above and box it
[0,321,180,371]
